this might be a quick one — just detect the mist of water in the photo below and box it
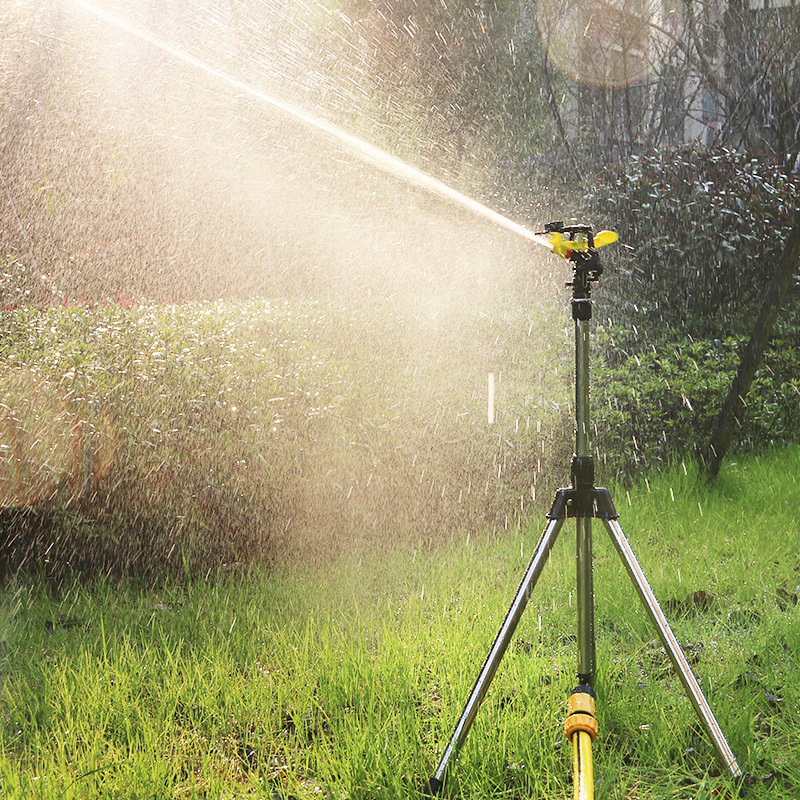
[67,0,554,254]
[0,0,575,577]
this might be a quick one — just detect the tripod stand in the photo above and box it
[424,224,745,798]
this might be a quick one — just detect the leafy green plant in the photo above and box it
[0,296,569,580]
[593,323,800,480]
[582,144,800,338]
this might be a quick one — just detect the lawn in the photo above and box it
[1,447,798,799]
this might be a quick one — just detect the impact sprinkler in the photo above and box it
[423,223,747,800]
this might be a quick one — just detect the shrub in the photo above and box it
[575,144,800,478]
[0,297,568,581]
[582,144,800,339]
[592,318,800,481]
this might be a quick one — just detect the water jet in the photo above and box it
[66,0,553,254]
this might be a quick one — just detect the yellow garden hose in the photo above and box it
[571,730,594,800]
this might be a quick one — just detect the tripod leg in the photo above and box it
[602,518,744,782]
[425,516,566,794]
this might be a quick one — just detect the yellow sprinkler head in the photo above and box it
[549,231,588,258]
[547,229,618,259]
[594,230,619,249]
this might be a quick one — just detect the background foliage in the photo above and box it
[2,2,800,577]
[593,316,800,480]
[580,145,800,479]
[583,145,800,337]
[0,297,573,580]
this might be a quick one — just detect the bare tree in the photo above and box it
[538,0,800,173]
[675,0,797,169]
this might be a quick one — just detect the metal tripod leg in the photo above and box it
[425,516,566,794]
[602,518,744,782]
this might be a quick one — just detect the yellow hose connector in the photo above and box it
[564,689,598,741]
[566,687,597,800]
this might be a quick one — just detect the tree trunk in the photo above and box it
[699,207,800,481]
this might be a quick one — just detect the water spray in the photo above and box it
[65,0,553,252]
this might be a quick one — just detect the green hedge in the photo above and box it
[593,319,800,480]
[582,144,800,338]
[0,297,568,580]
[574,144,800,477]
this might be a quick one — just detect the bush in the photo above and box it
[575,144,800,478]
[0,297,568,581]
[592,317,800,480]
[582,144,800,339]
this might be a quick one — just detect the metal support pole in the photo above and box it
[574,317,595,685]
[575,318,591,457]
[426,516,565,793]
[576,516,595,683]
[603,518,744,781]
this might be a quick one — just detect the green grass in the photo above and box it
[1,447,798,799]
